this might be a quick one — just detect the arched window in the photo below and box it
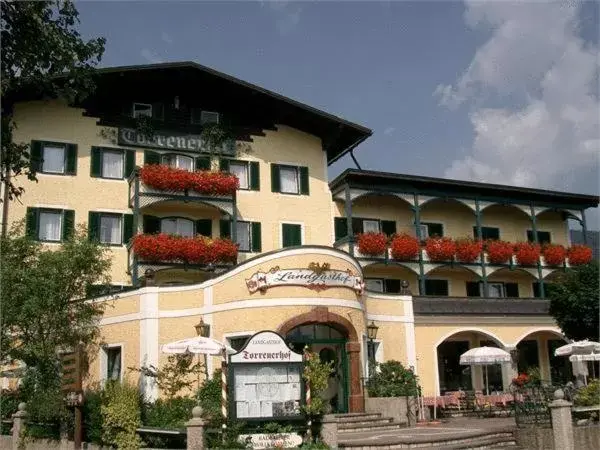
[286,324,345,342]
[161,218,194,237]
[161,154,194,172]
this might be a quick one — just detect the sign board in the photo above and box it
[238,433,303,449]
[118,128,235,154]
[229,331,304,420]
[245,266,364,294]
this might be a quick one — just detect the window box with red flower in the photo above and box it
[390,234,420,260]
[455,238,483,263]
[139,164,239,196]
[514,242,541,266]
[356,232,388,257]
[485,240,514,264]
[424,237,456,262]
[567,244,593,266]
[542,244,566,266]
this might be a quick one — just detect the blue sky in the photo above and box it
[76,1,599,228]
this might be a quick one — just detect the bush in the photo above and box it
[143,396,196,429]
[101,381,143,449]
[0,390,23,435]
[197,369,223,425]
[366,360,419,397]
[575,380,600,407]
[302,350,334,418]
[83,388,103,444]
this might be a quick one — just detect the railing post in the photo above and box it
[12,402,26,450]
[530,203,545,298]
[475,199,489,297]
[413,194,426,295]
[186,405,206,450]
[345,185,354,255]
[549,389,574,450]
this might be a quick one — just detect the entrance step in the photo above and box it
[335,413,383,420]
[335,412,404,433]
[338,417,394,427]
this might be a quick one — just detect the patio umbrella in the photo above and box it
[554,340,600,357]
[161,336,235,355]
[460,346,511,395]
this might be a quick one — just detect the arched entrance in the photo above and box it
[278,307,363,413]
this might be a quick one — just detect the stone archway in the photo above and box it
[278,307,364,412]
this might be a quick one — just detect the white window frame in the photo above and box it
[420,221,445,238]
[100,344,124,384]
[235,220,252,252]
[279,221,304,248]
[363,219,380,233]
[132,103,152,118]
[161,154,194,172]
[161,217,195,237]
[101,149,125,179]
[481,282,506,298]
[99,214,123,245]
[200,111,220,125]
[365,278,384,293]
[229,161,249,190]
[42,143,66,174]
[38,210,63,242]
[279,166,300,194]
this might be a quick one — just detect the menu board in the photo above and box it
[233,364,302,418]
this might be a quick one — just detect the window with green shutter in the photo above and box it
[218,220,261,252]
[195,219,212,237]
[270,164,309,195]
[144,151,161,165]
[425,279,449,296]
[89,212,132,245]
[195,156,211,171]
[282,223,302,248]
[91,147,133,179]
[421,222,444,238]
[473,226,500,240]
[334,217,348,241]
[143,215,161,234]
[26,207,73,242]
[221,159,260,191]
[381,220,397,236]
[527,230,551,244]
[31,140,77,175]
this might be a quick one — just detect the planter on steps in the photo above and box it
[365,396,418,427]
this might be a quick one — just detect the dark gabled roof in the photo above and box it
[330,169,599,209]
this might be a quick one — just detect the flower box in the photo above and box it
[514,242,541,266]
[542,244,566,266]
[132,233,238,265]
[455,238,483,263]
[390,234,420,260]
[424,237,456,262]
[139,164,239,196]
[486,240,514,264]
[357,232,388,257]
[567,245,593,266]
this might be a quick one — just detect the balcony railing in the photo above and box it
[413,296,550,316]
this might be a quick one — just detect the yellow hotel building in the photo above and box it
[3,62,598,413]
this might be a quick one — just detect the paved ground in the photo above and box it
[339,417,516,446]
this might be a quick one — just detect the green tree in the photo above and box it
[1,0,105,235]
[0,224,111,388]
[548,261,599,341]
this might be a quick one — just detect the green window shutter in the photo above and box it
[90,147,102,177]
[62,210,75,240]
[249,162,260,190]
[466,281,480,297]
[143,215,161,234]
[479,227,500,240]
[282,223,301,248]
[220,220,231,239]
[384,279,401,294]
[426,223,444,237]
[195,156,211,171]
[538,231,551,244]
[219,158,230,172]
[65,144,77,175]
[472,226,479,239]
[352,218,364,234]
[299,166,309,195]
[125,150,136,177]
[270,164,281,192]
[381,220,397,236]
[144,151,161,165]
[152,102,164,120]
[334,217,348,241]
[123,214,134,244]
[196,219,212,237]
[26,207,39,239]
[88,212,101,241]
[527,230,535,242]
[532,282,541,298]
[30,141,43,172]
[251,222,262,252]
[505,283,519,298]
[425,279,449,296]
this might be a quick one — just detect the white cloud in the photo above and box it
[141,48,163,64]
[436,1,599,193]
[383,126,396,136]
[161,32,174,45]
[261,0,302,35]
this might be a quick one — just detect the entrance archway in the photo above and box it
[278,307,363,412]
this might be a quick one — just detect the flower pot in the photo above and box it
[356,232,388,257]
[390,234,420,260]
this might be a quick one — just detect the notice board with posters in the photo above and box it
[229,331,304,421]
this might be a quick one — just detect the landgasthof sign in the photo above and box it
[230,331,303,364]
[238,433,303,449]
[118,128,235,154]
[245,266,364,294]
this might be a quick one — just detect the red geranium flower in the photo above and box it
[567,245,593,266]
[455,238,483,263]
[132,234,238,264]
[390,234,420,260]
[425,237,456,262]
[486,240,514,264]
[356,232,388,256]
[542,244,566,266]
[514,242,541,266]
[139,164,239,196]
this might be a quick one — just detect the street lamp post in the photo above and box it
[194,318,211,381]
[366,321,379,379]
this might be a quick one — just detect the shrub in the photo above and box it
[567,245,593,266]
[366,360,419,397]
[83,388,103,444]
[574,380,600,407]
[142,397,196,429]
[356,232,388,256]
[302,350,334,418]
[0,390,23,435]
[455,238,483,263]
[390,234,420,260]
[486,240,514,264]
[542,244,567,266]
[197,369,224,425]
[101,381,143,450]
[514,242,541,266]
[424,237,456,262]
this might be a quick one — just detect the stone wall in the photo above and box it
[365,396,417,426]
[514,423,600,450]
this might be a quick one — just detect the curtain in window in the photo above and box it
[161,218,194,237]
[39,212,62,241]
[102,151,123,178]
[280,167,298,193]
[230,163,248,189]
[162,155,194,172]
[488,283,504,297]
[363,220,380,233]
[43,146,65,173]
[107,348,122,381]
[365,279,384,292]
[236,222,250,252]
[100,216,122,244]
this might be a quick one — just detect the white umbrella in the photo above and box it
[460,347,511,395]
[161,336,235,355]
[569,353,600,362]
[554,340,600,357]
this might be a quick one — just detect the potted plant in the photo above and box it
[542,244,566,266]
[139,164,239,195]
[486,240,514,264]
[567,244,593,266]
[390,234,420,260]
[424,237,456,262]
[455,238,483,263]
[131,234,238,264]
[302,350,334,443]
[356,232,388,257]
[514,242,541,266]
